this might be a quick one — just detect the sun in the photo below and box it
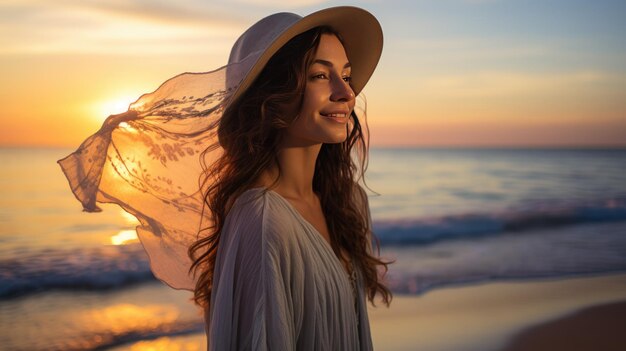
[93,95,139,122]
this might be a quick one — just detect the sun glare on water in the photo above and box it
[110,210,140,245]
[111,230,139,245]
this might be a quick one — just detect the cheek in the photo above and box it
[296,103,318,128]
[300,85,326,112]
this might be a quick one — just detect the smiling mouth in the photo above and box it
[320,112,349,123]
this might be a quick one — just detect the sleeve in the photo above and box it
[207,193,296,351]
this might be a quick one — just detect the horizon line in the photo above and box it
[2,143,626,150]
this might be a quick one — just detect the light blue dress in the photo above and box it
[204,187,373,350]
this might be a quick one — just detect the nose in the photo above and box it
[330,76,355,102]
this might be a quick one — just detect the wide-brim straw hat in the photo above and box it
[226,6,383,105]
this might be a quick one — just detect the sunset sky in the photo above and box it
[1,0,624,147]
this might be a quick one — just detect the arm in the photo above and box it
[207,193,296,350]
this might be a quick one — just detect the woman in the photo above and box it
[193,8,393,348]
[58,6,391,351]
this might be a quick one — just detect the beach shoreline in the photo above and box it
[109,272,626,351]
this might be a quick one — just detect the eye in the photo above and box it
[311,73,351,83]
[312,73,328,79]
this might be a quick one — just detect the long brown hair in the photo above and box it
[188,25,392,310]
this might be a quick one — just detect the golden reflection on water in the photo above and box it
[111,229,139,245]
[87,303,180,334]
[108,209,140,245]
[122,336,205,351]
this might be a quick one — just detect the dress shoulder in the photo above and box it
[226,187,305,245]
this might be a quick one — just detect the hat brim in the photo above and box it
[229,6,383,105]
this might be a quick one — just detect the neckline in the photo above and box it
[245,186,354,279]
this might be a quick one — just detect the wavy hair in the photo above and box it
[188,25,392,310]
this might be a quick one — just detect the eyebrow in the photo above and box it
[312,59,351,69]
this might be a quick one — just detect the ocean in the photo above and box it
[1,146,625,350]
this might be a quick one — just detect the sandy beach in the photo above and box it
[368,272,626,351]
[111,272,626,351]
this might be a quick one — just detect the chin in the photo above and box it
[322,131,348,144]
[285,125,348,146]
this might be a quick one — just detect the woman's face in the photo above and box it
[283,33,356,146]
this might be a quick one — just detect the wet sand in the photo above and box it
[499,300,626,351]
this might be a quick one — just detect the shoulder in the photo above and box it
[223,187,298,246]
[228,187,291,223]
